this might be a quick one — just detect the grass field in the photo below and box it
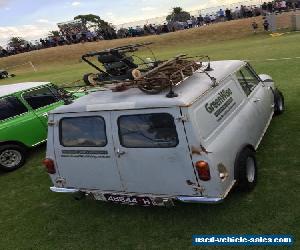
[0,18,300,249]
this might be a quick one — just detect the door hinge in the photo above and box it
[48,121,57,126]
[176,115,189,122]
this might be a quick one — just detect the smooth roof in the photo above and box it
[52,60,245,114]
[0,82,50,97]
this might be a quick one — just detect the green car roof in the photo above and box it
[0,82,50,97]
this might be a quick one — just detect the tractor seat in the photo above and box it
[98,53,121,64]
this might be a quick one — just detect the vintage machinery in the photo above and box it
[81,43,214,96]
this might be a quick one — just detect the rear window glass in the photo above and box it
[60,116,107,147]
[23,86,60,110]
[0,96,28,121]
[118,113,178,148]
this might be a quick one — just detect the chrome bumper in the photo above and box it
[50,187,223,204]
[176,196,223,204]
[50,187,79,193]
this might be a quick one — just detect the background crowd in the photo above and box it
[1,0,299,58]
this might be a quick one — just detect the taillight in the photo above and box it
[42,158,56,174]
[195,161,211,181]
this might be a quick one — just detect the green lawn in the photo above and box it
[0,32,299,250]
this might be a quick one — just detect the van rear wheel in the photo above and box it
[235,147,257,192]
[0,144,26,172]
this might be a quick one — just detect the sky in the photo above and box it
[0,0,258,46]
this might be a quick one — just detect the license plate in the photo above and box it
[104,194,153,206]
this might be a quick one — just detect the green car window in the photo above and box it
[23,86,59,110]
[0,96,28,121]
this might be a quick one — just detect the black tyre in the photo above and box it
[83,73,99,86]
[274,89,285,116]
[0,144,26,172]
[0,71,8,79]
[234,147,257,192]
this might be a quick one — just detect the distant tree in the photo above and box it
[74,14,117,39]
[48,30,60,37]
[166,7,191,22]
[74,14,113,31]
[7,37,28,49]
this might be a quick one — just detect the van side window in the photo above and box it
[118,113,178,148]
[236,66,260,96]
[0,96,28,121]
[60,117,107,147]
[23,87,60,110]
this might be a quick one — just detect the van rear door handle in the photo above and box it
[253,99,261,103]
[116,149,126,158]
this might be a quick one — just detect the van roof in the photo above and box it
[52,60,245,114]
[0,82,50,97]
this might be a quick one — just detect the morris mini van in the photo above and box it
[44,60,284,206]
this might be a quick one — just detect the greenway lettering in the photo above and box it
[205,88,233,114]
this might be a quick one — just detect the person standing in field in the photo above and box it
[263,19,270,31]
[280,0,286,12]
[252,20,258,33]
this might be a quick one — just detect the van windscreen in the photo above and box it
[60,116,107,147]
[118,113,178,148]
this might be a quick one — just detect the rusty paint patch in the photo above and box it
[193,186,205,195]
[191,146,202,155]
[186,180,195,185]
[191,145,212,155]
[218,163,229,181]
[200,145,212,154]
[55,177,66,187]
[186,180,205,195]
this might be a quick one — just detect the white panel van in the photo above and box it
[43,60,284,206]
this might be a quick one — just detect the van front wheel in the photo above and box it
[0,144,26,172]
[235,147,257,192]
[274,89,285,116]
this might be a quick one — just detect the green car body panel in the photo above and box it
[0,82,75,148]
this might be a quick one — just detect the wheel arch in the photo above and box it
[234,143,255,180]
[0,141,29,150]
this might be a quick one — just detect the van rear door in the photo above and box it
[53,112,123,191]
[111,108,198,196]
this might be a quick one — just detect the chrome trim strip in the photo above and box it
[32,139,47,147]
[176,196,223,203]
[50,187,79,193]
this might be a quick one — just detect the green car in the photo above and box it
[0,82,78,172]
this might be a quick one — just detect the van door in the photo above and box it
[53,113,123,191]
[235,65,273,145]
[247,64,274,126]
[111,108,198,196]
